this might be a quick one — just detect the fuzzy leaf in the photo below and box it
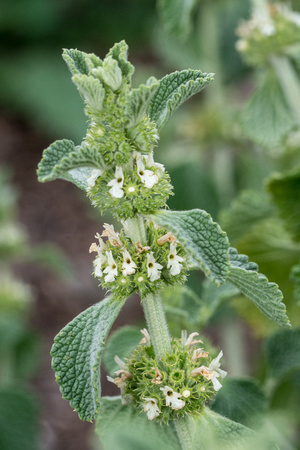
[242,69,296,147]
[37,139,105,189]
[267,166,300,242]
[63,49,90,76]
[125,78,159,127]
[51,296,126,421]
[103,326,142,376]
[148,69,214,130]
[152,209,230,284]
[106,40,134,82]
[228,248,290,328]
[211,378,267,427]
[157,0,199,41]
[72,74,106,110]
[96,397,180,450]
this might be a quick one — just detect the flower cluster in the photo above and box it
[89,222,187,299]
[108,330,227,423]
[87,152,172,220]
[236,3,300,66]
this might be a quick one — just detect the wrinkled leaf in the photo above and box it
[63,48,90,76]
[72,74,106,110]
[125,78,159,127]
[152,209,230,285]
[51,296,126,421]
[228,248,290,328]
[149,69,214,130]
[37,139,105,190]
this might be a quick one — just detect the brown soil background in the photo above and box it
[0,115,144,450]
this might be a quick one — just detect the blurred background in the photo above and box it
[1,0,300,449]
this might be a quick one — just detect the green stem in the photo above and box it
[142,292,171,359]
[174,415,194,450]
[271,55,300,126]
[123,215,146,244]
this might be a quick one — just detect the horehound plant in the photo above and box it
[37,41,290,448]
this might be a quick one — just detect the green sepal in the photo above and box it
[148,69,214,130]
[51,295,126,421]
[125,78,160,127]
[37,139,106,189]
[267,166,300,242]
[106,40,134,82]
[151,209,230,285]
[62,48,90,76]
[72,74,106,110]
[228,248,290,328]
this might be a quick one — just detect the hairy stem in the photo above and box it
[142,292,171,359]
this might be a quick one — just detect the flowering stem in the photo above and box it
[142,292,171,359]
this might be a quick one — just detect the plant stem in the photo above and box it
[123,215,146,244]
[271,55,300,126]
[142,292,171,359]
[174,415,194,450]
[123,215,171,358]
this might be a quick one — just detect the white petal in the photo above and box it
[87,169,103,187]
[211,375,223,391]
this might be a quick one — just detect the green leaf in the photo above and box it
[103,326,142,376]
[267,166,300,242]
[152,209,230,285]
[175,408,276,450]
[157,0,199,41]
[266,328,300,379]
[211,378,267,427]
[0,386,39,450]
[242,69,296,148]
[106,40,134,82]
[96,396,181,450]
[290,263,300,302]
[72,74,106,110]
[227,248,290,328]
[219,190,274,243]
[148,69,214,130]
[63,48,90,76]
[51,296,126,421]
[37,139,105,189]
[96,397,173,449]
[125,78,159,127]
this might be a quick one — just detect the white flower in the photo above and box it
[107,166,124,198]
[101,224,122,247]
[143,398,161,420]
[182,331,203,347]
[146,252,163,281]
[160,386,185,410]
[191,348,209,362]
[103,251,118,282]
[136,156,158,188]
[87,169,103,188]
[122,249,137,275]
[191,350,227,392]
[144,153,165,172]
[167,243,184,276]
[89,234,107,277]
[140,328,151,346]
